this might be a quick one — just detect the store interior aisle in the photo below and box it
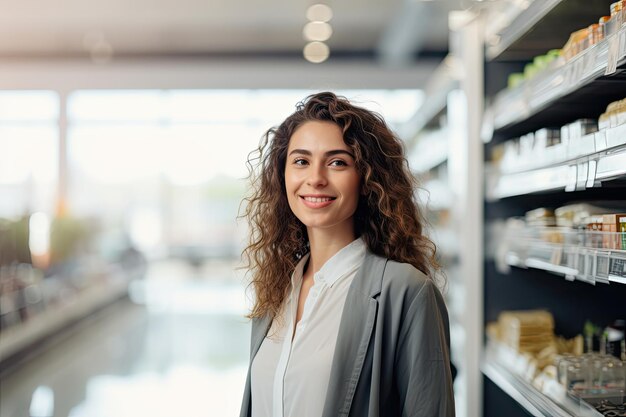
[0,259,251,417]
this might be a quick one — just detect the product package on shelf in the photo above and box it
[505,1,626,92]
[498,310,556,355]
[494,203,626,284]
[485,309,583,397]
[491,101,626,177]
[599,98,626,130]
[486,310,626,415]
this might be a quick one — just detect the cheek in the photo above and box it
[285,173,300,196]
[343,175,362,207]
[284,170,300,203]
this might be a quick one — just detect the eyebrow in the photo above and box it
[288,149,355,159]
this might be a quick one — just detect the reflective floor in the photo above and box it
[0,260,251,417]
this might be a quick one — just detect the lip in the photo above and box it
[299,194,336,209]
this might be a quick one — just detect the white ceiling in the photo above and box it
[0,0,454,61]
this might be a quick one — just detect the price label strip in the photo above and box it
[586,159,597,188]
[576,162,588,191]
[565,165,577,192]
[605,34,620,76]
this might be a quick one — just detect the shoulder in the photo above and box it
[373,257,447,327]
[357,250,441,309]
[381,258,433,301]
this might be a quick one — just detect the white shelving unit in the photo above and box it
[484,0,566,61]
[409,128,450,175]
[486,26,626,135]
[488,143,626,200]
[400,56,458,143]
[497,226,626,285]
[479,0,626,415]
[494,124,626,176]
[481,358,582,417]
[403,2,624,415]
[403,11,484,417]
[480,340,616,417]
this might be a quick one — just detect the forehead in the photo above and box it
[288,121,350,152]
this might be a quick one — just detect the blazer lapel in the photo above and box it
[322,251,387,417]
[250,314,272,360]
[240,314,273,417]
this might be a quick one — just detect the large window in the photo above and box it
[0,89,421,260]
[65,89,422,258]
[0,91,59,218]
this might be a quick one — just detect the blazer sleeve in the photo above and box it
[394,279,455,417]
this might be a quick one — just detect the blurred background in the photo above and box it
[2,1,626,417]
[0,1,454,416]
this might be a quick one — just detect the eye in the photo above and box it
[293,158,308,166]
[329,159,348,167]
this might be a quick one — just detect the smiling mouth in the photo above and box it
[301,196,336,203]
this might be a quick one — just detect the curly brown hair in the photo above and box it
[241,91,441,319]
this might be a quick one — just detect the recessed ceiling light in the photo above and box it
[306,4,333,22]
[303,22,333,42]
[303,41,330,63]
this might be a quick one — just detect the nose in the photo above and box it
[306,162,328,187]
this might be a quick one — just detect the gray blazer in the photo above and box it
[240,250,455,417]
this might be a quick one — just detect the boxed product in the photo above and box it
[498,310,555,354]
[599,98,626,130]
[555,204,610,228]
[525,207,556,227]
[602,214,626,249]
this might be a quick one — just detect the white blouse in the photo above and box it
[250,237,366,417]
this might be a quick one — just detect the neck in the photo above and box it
[305,226,356,276]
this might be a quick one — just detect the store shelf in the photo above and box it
[487,144,626,200]
[400,57,458,142]
[482,355,580,417]
[485,0,614,62]
[485,0,562,61]
[0,276,128,362]
[596,146,626,181]
[482,3,626,416]
[497,124,626,176]
[430,227,460,262]
[419,179,454,211]
[482,362,565,417]
[404,19,484,417]
[505,251,626,285]
[486,26,626,140]
[408,128,449,174]
[497,227,626,286]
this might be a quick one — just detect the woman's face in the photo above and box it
[284,120,361,240]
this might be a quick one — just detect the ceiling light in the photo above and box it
[306,4,333,22]
[303,22,333,42]
[303,42,330,63]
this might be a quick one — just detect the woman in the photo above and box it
[240,92,455,417]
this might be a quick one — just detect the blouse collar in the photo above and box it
[292,237,366,288]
